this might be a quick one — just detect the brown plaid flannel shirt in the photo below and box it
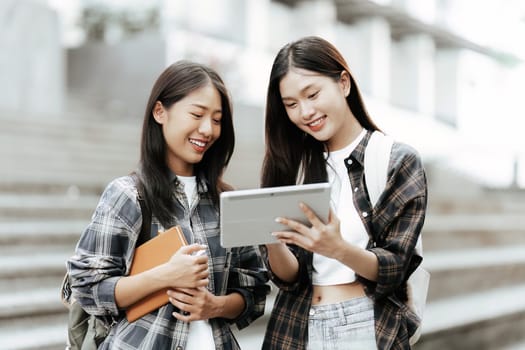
[261,131,427,350]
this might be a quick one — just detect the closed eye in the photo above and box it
[284,102,297,109]
[308,91,319,99]
[191,113,203,118]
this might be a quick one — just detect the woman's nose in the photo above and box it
[300,100,315,120]
[198,117,213,136]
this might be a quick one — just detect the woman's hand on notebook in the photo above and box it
[157,244,209,289]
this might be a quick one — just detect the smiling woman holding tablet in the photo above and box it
[259,36,428,350]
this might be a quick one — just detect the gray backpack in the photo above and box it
[60,175,151,349]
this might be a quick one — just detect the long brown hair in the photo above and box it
[138,60,234,227]
[261,36,380,188]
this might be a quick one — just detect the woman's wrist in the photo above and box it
[146,263,171,290]
[265,243,299,283]
[217,292,245,320]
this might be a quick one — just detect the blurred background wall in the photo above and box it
[1,0,525,349]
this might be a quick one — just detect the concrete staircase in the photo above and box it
[414,187,525,350]
[1,114,525,350]
[0,115,140,350]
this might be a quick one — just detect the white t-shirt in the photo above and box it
[312,129,369,285]
[176,175,215,349]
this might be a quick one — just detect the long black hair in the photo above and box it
[137,60,234,228]
[261,36,380,188]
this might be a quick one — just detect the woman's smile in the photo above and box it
[306,115,327,132]
[189,138,208,153]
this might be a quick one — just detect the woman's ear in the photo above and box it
[339,71,351,97]
[152,101,166,124]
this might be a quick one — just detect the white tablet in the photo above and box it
[220,182,331,248]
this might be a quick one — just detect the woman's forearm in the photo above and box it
[114,267,166,308]
[265,243,299,283]
[213,292,246,320]
[333,241,379,281]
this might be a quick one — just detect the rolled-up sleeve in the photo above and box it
[227,245,270,329]
[259,244,310,293]
[364,147,427,300]
[67,178,141,316]
[368,196,426,299]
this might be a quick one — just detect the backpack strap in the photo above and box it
[365,131,428,345]
[364,132,423,254]
[364,131,393,207]
[132,173,152,246]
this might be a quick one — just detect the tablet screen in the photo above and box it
[220,182,331,248]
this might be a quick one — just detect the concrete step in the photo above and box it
[0,244,75,262]
[2,152,136,170]
[422,214,525,251]
[0,115,140,139]
[416,284,525,350]
[502,341,525,350]
[0,134,138,154]
[0,181,105,195]
[0,313,67,350]
[0,172,126,192]
[0,251,69,279]
[2,153,137,175]
[0,220,85,245]
[0,288,65,319]
[0,193,98,219]
[424,245,525,301]
[0,138,137,161]
[429,189,525,215]
[0,274,66,294]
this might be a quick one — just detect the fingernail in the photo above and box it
[275,217,282,223]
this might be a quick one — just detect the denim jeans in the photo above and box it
[307,296,377,350]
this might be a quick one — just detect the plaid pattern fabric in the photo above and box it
[67,175,269,350]
[261,130,427,350]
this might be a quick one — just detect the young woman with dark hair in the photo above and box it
[67,60,268,350]
[260,36,427,349]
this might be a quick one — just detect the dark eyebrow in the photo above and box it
[281,84,316,100]
[190,103,222,114]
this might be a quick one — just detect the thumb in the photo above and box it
[328,208,339,224]
[177,244,206,255]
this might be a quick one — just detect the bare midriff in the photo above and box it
[312,281,365,305]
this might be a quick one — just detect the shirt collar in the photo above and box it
[345,129,373,168]
[169,170,208,194]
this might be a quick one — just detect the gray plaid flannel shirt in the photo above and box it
[67,175,269,350]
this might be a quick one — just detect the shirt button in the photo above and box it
[176,346,183,350]
[354,187,358,192]
[346,159,353,166]
[362,212,368,218]
[309,309,315,316]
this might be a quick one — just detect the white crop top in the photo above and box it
[312,129,369,286]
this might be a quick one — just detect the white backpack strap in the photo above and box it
[366,131,428,345]
[365,131,424,255]
[364,131,393,207]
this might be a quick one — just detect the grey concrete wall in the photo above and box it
[0,0,64,117]
[67,33,165,119]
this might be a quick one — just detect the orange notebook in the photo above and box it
[126,225,188,322]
